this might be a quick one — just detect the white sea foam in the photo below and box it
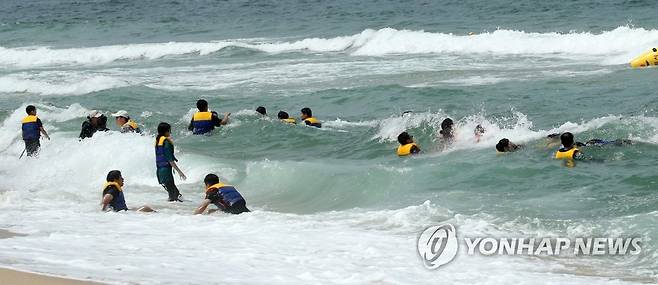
[0,75,129,95]
[2,26,657,68]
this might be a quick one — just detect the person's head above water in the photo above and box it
[560,132,575,148]
[106,170,124,186]
[474,124,485,135]
[496,138,521,152]
[87,110,104,125]
[301,107,312,119]
[196,99,209,112]
[157,122,172,138]
[439,118,454,137]
[112,110,130,126]
[26,105,36,115]
[397,132,414,145]
[204,173,220,187]
[256,106,266,116]
[496,138,509,152]
[277,111,289,119]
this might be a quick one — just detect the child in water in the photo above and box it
[396,132,421,156]
[155,122,187,202]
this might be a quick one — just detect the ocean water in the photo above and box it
[0,0,657,284]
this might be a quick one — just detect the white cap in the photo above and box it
[88,110,103,118]
[111,110,129,118]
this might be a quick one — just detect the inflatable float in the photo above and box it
[630,48,658,68]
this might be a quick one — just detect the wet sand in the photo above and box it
[0,229,103,285]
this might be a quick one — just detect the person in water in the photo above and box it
[474,124,485,143]
[101,170,154,212]
[300,107,321,128]
[495,138,522,153]
[439,118,455,143]
[555,132,584,161]
[21,105,50,157]
[397,132,421,156]
[546,133,631,148]
[112,110,141,134]
[188,99,230,135]
[278,111,296,124]
[256,106,267,116]
[156,122,187,202]
[194,173,250,215]
[79,110,109,139]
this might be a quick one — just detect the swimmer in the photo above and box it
[278,111,296,124]
[188,99,230,135]
[495,138,522,153]
[474,124,485,143]
[300,107,322,128]
[397,132,421,156]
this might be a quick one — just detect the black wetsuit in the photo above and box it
[79,116,110,139]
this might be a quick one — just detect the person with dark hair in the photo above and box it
[194,174,250,215]
[101,170,154,212]
[156,122,186,202]
[188,99,230,135]
[277,111,296,124]
[256,106,267,116]
[474,124,485,143]
[396,132,420,156]
[555,132,584,162]
[79,110,109,139]
[495,138,522,153]
[300,107,321,128]
[111,110,141,133]
[545,133,584,149]
[439,118,454,142]
[21,105,50,157]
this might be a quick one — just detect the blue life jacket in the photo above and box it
[155,136,172,168]
[192,111,213,135]
[103,182,128,211]
[22,115,40,140]
[207,183,245,209]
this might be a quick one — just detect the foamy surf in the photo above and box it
[2,26,657,68]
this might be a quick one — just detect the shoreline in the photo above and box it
[0,267,104,285]
[1,229,104,285]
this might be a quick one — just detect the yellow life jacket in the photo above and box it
[397,143,418,156]
[22,115,38,124]
[281,118,296,124]
[156,136,172,146]
[630,48,658,68]
[124,120,138,130]
[304,117,319,124]
[193,111,213,121]
[103,182,123,192]
[555,146,579,160]
[206,182,232,193]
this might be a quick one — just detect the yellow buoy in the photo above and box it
[630,48,658,68]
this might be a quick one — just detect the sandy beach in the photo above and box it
[0,229,102,285]
[0,268,103,285]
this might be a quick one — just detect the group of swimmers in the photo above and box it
[19,99,327,215]
[396,118,632,166]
